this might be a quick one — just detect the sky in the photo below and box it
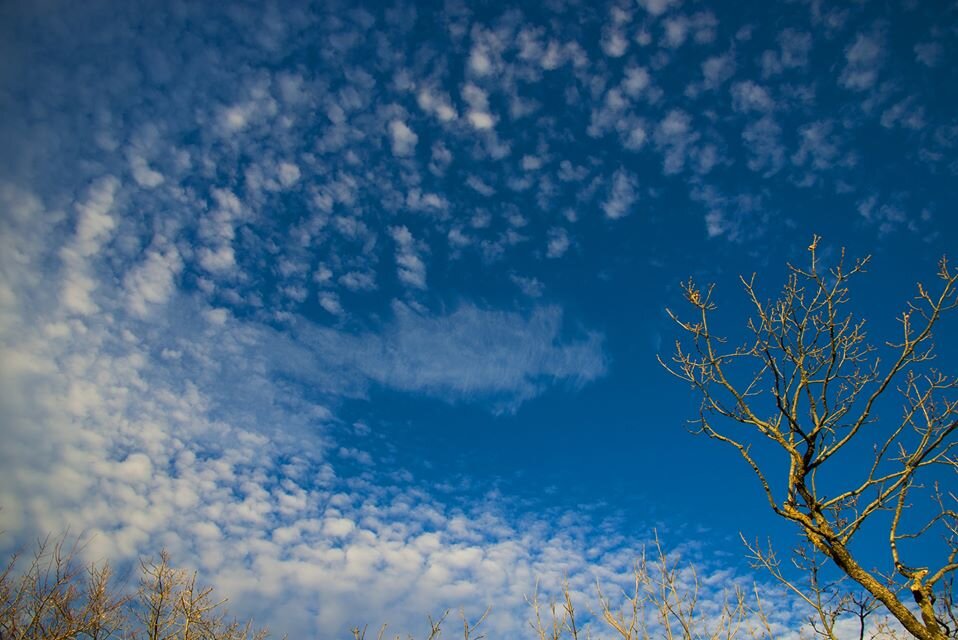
[0,0,956,637]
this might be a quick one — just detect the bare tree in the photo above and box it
[487,535,780,640]
[0,536,127,640]
[132,550,272,640]
[0,537,270,640]
[662,236,958,639]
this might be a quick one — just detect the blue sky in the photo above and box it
[0,0,956,636]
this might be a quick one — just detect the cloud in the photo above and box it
[1,223,611,640]
[462,84,495,130]
[761,29,812,77]
[791,120,841,171]
[467,111,495,130]
[637,0,679,17]
[124,243,183,317]
[278,162,301,186]
[730,81,775,113]
[546,227,570,258]
[468,46,493,76]
[601,24,629,58]
[839,31,884,91]
[129,154,165,188]
[654,110,703,174]
[691,185,768,242]
[296,301,606,409]
[390,225,427,289]
[466,175,496,196]
[661,12,718,48]
[417,88,458,122]
[742,115,785,176]
[509,274,543,298]
[857,194,929,236]
[914,42,943,67]
[59,176,120,315]
[197,188,244,275]
[601,169,639,219]
[5,192,614,640]
[388,119,419,157]
[339,271,377,292]
[880,97,925,130]
[700,53,735,90]
[70,177,121,258]
[198,245,236,273]
[318,292,344,315]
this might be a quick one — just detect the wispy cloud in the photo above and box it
[296,301,605,410]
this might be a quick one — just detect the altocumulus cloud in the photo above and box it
[295,301,606,410]
[0,168,609,639]
[0,201,754,638]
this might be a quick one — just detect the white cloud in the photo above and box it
[701,53,735,90]
[663,17,689,47]
[468,45,493,75]
[730,81,775,113]
[662,12,717,48]
[857,195,922,236]
[388,119,418,157]
[339,271,377,292]
[204,307,229,325]
[323,516,356,538]
[197,188,245,275]
[839,32,884,91]
[70,176,120,258]
[761,29,812,77]
[791,120,840,170]
[546,228,570,258]
[467,110,495,130]
[319,292,343,315]
[654,110,700,174]
[521,155,543,171]
[406,189,448,213]
[390,226,427,289]
[621,65,651,97]
[278,162,301,186]
[447,227,471,250]
[216,79,279,135]
[462,84,496,130]
[637,0,679,17]
[601,169,638,219]
[323,301,605,407]
[691,186,767,243]
[880,97,925,130]
[466,175,496,196]
[124,244,183,317]
[557,161,589,182]
[914,41,943,67]
[742,115,785,176]
[59,176,120,315]
[601,28,629,57]
[510,274,544,298]
[417,88,457,122]
[198,245,236,273]
[337,446,373,466]
[429,141,453,176]
[129,153,165,188]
